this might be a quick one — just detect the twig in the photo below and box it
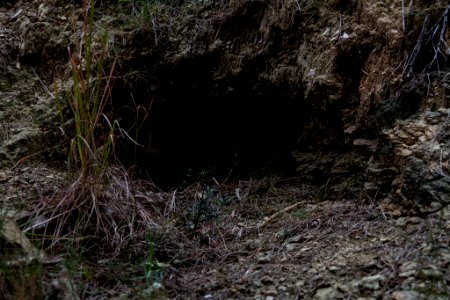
[402,0,405,32]
[294,0,301,12]
[218,250,250,264]
[259,201,302,228]
[29,66,55,99]
[424,109,450,149]
[430,4,450,74]
[403,15,430,78]
[165,189,177,217]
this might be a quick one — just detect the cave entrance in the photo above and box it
[113,59,303,188]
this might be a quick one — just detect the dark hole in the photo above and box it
[113,84,301,188]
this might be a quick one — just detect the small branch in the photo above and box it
[29,66,54,99]
[402,0,406,32]
[434,4,450,73]
[259,201,303,228]
[403,15,430,78]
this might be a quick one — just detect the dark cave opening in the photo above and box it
[113,78,302,188]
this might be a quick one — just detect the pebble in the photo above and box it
[278,285,287,291]
[313,287,342,300]
[328,265,340,273]
[295,280,305,288]
[395,217,407,227]
[416,265,443,280]
[262,289,278,296]
[391,290,424,300]
[0,170,10,182]
[399,261,420,277]
[260,275,274,284]
[257,254,271,263]
[359,274,385,290]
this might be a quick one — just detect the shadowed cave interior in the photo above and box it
[113,72,304,187]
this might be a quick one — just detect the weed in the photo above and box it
[32,0,156,254]
[48,0,118,242]
[144,233,163,284]
[183,186,229,233]
[65,4,117,178]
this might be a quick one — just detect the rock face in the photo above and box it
[383,108,450,214]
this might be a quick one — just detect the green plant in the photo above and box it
[51,0,118,239]
[144,233,163,285]
[116,0,186,45]
[183,186,228,233]
[118,0,155,20]
[62,0,117,179]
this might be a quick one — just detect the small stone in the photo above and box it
[391,290,425,300]
[295,280,305,288]
[416,265,443,280]
[405,223,422,234]
[313,287,342,300]
[406,217,423,224]
[285,243,296,252]
[364,182,378,190]
[379,235,390,242]
[396,217,407,227]
[421,246,432,255]
[399,148,413,156]
[0,170,10,182]
[429,201,442,211]
[260,275,275,285]
[359,274,385,290]
[275,229,288,239]
[399,261,420,277]
[328,265,340,273]
[314,263,327,272]
[363,260,378,270]
[257,253,271,263]
[279,255,289,262]
[336,283,349,293]
[441,251,450,266]
[410,282,427,290]
[262,289,278,296]
[287,235,303,243]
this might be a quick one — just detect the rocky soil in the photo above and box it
[1,0,449,299]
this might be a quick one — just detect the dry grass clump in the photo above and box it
[29,166,161,254]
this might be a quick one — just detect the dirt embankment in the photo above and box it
[0,0,449,299]
[106,0,450,216]
[1,0,449,202]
